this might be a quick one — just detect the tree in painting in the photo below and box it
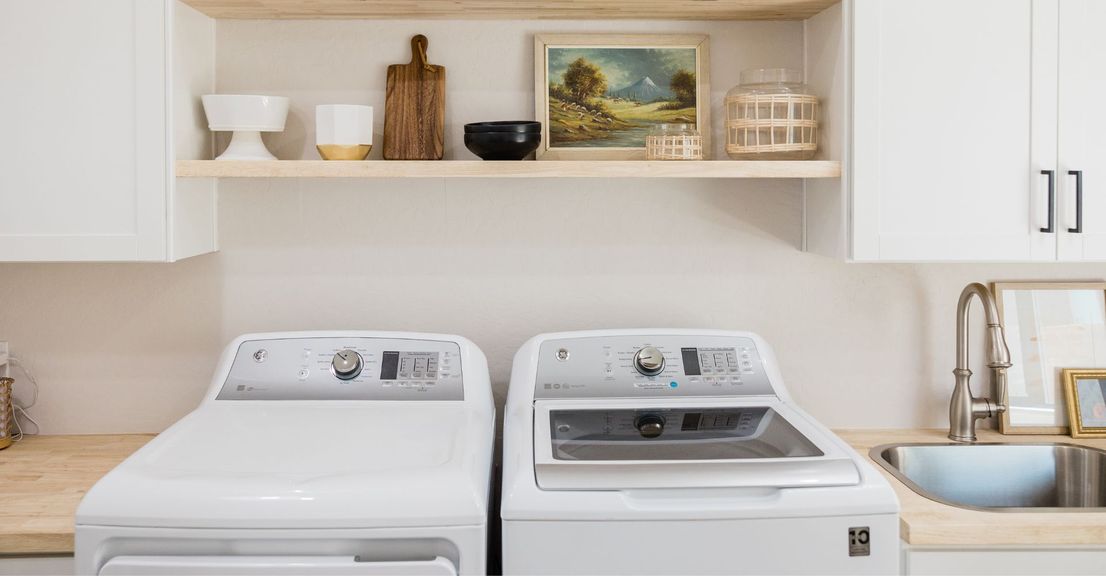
[562,58,607,104]
[670,69,696,106]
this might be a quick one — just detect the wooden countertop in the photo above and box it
[838,428,1106,546]
[5,430,1106,555]
[0,434,153,555]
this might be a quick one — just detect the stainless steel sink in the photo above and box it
[871,443,1106,511]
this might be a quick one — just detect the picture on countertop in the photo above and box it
[1077,379,1106,427]
[535,34,710,160]
[1062,368,1106,438]
[994,282,1106,435]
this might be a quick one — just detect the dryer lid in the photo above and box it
[77,403,493,529]
[533,399,859,490]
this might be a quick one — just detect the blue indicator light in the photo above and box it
[670,381,679,388]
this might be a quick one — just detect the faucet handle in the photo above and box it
[992,367,1009,414]
[986,324,1012,368]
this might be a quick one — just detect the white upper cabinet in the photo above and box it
[826,0,1106,262]
[1057,0,1106,260]
[848,0,1057,262]
[0,0,215,262]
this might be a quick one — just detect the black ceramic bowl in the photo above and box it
[464,121,542,134]
[464,132,542,160]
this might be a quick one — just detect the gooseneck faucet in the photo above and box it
[949,283,1013,443]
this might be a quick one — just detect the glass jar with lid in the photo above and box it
[645,123,702,161]
[725,68,818,160]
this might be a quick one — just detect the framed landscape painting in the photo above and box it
[534,33,710,160]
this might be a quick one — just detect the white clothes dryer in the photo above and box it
[76,331,494,576]
[500,329,899,575]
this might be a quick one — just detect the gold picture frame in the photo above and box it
[534,33,711,160]
[993,281,1106,435]
[1062,369,1106,438]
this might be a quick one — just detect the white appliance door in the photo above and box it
[99,555,456,575]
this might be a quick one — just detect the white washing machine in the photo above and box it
[501,329,899,575]
[76,331,494,576]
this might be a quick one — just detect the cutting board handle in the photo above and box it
[409,34,432,70]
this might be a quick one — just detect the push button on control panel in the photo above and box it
[688,347,755,376]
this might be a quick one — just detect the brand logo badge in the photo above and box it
[848,526,871,557]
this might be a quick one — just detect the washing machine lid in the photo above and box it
[533,398,859,490]
[77,402,493,529]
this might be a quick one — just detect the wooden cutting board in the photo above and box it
[383,35,446,160]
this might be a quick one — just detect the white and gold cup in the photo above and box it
[316,104,373,160]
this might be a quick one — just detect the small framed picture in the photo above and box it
[534,33,710,160]
[1062,369,1106,438]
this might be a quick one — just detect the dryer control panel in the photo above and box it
[216,337,463,401]
[535,335,773,399]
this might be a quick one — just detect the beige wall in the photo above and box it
[0,20,1100,434]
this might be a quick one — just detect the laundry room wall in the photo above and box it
[0,19,1099,435]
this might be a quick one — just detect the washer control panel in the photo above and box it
[535,335,772,399]
[216,337,463,401]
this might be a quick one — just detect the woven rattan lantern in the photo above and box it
[725,68,818,160]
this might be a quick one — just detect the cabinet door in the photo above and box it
[851,0,1057,261]
[0,0,168,261]
[1058,0,1106,260]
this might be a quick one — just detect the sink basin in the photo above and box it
[871,443,1106,511]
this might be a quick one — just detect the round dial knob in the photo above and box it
[633,346,666,376]
[635,414,665,439]
[331,349,363,380]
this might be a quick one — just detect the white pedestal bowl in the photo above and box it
[201,95,290,160]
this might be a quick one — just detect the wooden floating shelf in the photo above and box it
[176,160,841,179]
[179,0,839,21]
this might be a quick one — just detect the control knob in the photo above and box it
[331,349,363,380]
[635,414,665,439]
[633,346,666,376]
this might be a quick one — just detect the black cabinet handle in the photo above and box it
[1041,170,1056,233]
[1069,170,1084,234]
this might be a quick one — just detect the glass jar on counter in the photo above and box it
[645,123,703,161]
[725,68,819,160]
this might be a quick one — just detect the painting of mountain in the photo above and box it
[609,77,672,102]
[544,44,700,150]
